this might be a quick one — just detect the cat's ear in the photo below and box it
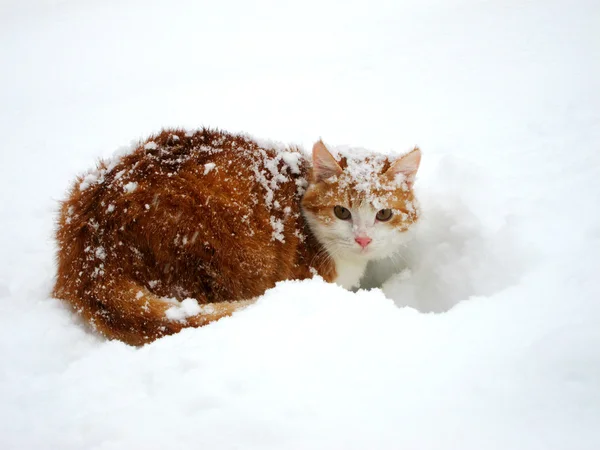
[312,140,342,182]
[384,147,421,189]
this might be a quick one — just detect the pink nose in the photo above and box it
[355,236,372,248]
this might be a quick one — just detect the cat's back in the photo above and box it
[134,128,309,197]
[58,129,313,275]
[67,128,309,222]
[132,128,311,244]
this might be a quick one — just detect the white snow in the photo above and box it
[270,216,285,242]
[330,145,396,205]
[280,151,302,174]
[203,162,216,175]
[165,298,203,321]
[249,147,307,209]
[94,247,106,261]
[143,141,158,150]
[1,0,600,449]
[79,172,101,191]
[122,181,138,193]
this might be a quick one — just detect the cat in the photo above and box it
[53,128,421,345]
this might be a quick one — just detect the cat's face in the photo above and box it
[302,141,421,262]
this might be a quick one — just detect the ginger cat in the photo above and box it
[54,129,421,345]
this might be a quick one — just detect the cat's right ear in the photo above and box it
[312,140,342,182]
[384,147,421,189]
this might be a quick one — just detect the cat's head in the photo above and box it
[301,140,421,262]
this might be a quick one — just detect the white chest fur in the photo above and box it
[332,257,368,290]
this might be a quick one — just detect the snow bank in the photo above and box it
[364,154,533,312]
[2,265,600,449]
[2,148,599,449]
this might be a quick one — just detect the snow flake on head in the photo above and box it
[333,147,385,188]
[328,146,405,205]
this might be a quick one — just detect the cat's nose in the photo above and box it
[354,236,372,248]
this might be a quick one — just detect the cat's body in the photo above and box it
[54,128,420,345]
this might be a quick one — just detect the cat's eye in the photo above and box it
[333,205,351,220]
[376,209,393,222]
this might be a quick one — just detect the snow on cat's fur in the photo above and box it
[54,128,421,345]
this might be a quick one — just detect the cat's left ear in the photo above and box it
[312,140,342,182]
[384,147,421,189]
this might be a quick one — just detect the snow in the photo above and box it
[143,141,158,150]
[94,247,106,261]
[165,298,203,321]
[78,172,101,191]
[280,151,302,174]
[250,146,307,208]
[270,216,285,242]
[122,181,138,193]
[203,162,216,175]
[328,144,401,206]
[1,0,600,449]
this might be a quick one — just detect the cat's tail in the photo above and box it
[54,273,253,346]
